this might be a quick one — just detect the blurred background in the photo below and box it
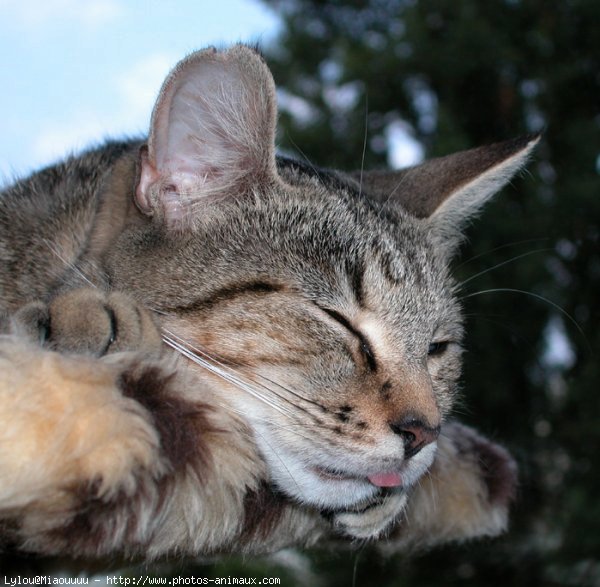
[1,1,599,585]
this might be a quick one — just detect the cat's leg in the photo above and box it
[330,421,517,547]
[0,338,165,531]
[0,290,264,558]
[0,289,168,536]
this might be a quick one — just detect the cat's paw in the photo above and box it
[331,490,408,540]
[0,337,165,515]
[11,289,162,357]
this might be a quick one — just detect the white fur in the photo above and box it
[245,404,437,510]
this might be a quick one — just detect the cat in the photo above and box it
[0,44,536,567]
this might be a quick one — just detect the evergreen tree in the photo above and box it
[258,1,600,585]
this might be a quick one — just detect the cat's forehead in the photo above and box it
[190,172,449,306]
[115,168,456,339]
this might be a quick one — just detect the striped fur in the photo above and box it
[0,45,533,567]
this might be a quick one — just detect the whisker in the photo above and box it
[224,405,317,447]
[161,354,310,500]
[454,237,551,270]
[162,332,319,495]
[163,328,324,414]
[456,248,552,289]
[162,334,296,419]
[285,134,326,185]
[253,371,329,411]
[461,287,589,350]
[161,330,337,446]
[376,168,411,216]
[357,95,369,201]
[251,428,307,501]
[351,542,367,587]
[42,238,96,288]
[209,398,306,435]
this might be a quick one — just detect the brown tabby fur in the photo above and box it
[0,45,536,568]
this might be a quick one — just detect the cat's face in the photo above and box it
[108,168,463,510]
[106,45,536,511]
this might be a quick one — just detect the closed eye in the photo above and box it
[428,341,450,357]
[320,307,377,372]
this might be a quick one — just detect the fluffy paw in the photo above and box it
[0,338,165,514]
[332,490,408,540]
[10,289,162,357]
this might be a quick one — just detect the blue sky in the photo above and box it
[0,0,281,180]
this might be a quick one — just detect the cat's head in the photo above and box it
[106,45,537,511]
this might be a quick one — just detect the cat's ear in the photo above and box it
[354,135,539,254]
[135,45,278,225]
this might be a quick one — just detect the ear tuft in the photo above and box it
[135,45,279,226]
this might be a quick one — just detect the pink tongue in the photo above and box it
[367,472,403,487]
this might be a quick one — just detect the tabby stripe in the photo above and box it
[167,281,283,313]
[321,308,377,372]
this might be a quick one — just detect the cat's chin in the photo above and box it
[273,458,382,509]
[257,439,438,510]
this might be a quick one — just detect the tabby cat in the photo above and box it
[0,45,536,565]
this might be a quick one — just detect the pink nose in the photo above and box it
[389,418,440,458]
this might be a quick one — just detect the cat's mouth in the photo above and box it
[312,466,404,488]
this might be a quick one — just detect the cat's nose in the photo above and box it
[389,418,440,458]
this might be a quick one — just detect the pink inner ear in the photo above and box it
[136,153,205,222]
[135,148,160,215]
[152,61,255,181]
[139,46,278,223]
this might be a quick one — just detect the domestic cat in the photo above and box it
[0,45,536,566]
